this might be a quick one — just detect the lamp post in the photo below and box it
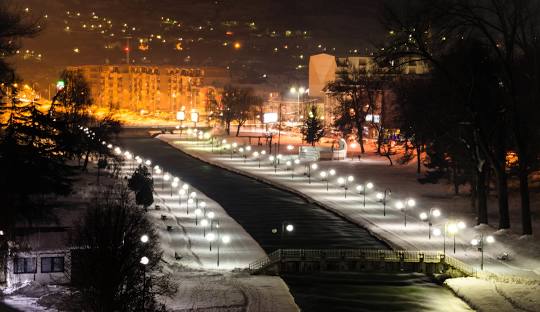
[217,235,230,267]
[447,221,466,254]
[395,198,415,227]
[171,180,178,197]
[187,198,194,215]
[419,208,441,239]
[140,256,149,311]
[200,218,209,237]
[162,173,170,190]
[220,139,227,155]
[290,86,307,121]
[206,232,215,251]
[356,182,374,207]
[230,142,237,159]
[281,222,294,240]
[194,208,202,225]
[471,234,495,270]
[383,188,391,216]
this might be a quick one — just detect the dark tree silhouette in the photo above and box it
[128,165,154,209]
[301,106,325,146]
[72,186,175,311]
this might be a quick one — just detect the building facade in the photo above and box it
[68,65,215,119]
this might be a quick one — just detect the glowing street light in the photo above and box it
[217,234,230,267]
[419,208,441,239]
[320,171,329,191]
[356,182,374,207]
[253,151,261,168]
[162,173,170,190]
[194,208,202,225]
[306,163,318,184]
[471,234,495,270]
[206,232,215,251]
[140,234,149,243]
[200,218,209,237]
[291,159,300,179]
[395,198,414,227]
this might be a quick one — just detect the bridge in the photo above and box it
[249,249,477,277]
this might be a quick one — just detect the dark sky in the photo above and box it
[13,0,384,88]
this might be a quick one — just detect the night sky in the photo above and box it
[14,0,384,89]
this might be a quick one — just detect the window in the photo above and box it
[13,257,37,274]
[41,257,65,273]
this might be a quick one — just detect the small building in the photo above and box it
[5,227,71,287]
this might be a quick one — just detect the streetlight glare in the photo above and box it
[432,209,441,217]
[182,183,189,190]
[457,221,466,229]
[140,234,149,243]
[200,201,207,208]
[290,87,297,94]
[311,163,318,170]
[194,208,202,216]
[407,198,416,207]
[337,177,345,185]
[419,212,428,220]
[471,239,479,246]
[207,232,216,241]
[366,182,374,189]
[201,219,209,227]
[207,211,215,219]
[140,256,149,265]
[356,185,363,192]
[286,224,294,232]
[190,191,197,198]
[294,159,300,165]
[376,192,384,200]
[448,223,458,234]
[222,235,231,244]
[145,159,151,166]
[486,235,495,243]
[432,228,442,236]
[347,175,354,182]
[395,201,404,209]
[320,171,327,178]
[329,169,336,176]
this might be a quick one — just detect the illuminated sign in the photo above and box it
[176,111,185,121]
[191,112,199,123]
[263,112,278,124]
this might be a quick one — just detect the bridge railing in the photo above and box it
[248,249,450,273]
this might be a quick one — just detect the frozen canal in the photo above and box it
[120,130,472,312]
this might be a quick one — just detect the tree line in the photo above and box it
[370,0,540,235]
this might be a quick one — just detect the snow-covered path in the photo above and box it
[114,147,299,311]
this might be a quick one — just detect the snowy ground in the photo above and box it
[159,130,540,311]
[1,152,298,311]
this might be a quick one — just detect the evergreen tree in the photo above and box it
[128,165,154,209]
[301,106,325,146]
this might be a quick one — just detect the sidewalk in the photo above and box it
[114,148,299,311]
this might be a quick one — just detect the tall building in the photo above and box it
[68,65,215,119]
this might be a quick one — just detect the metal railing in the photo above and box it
[248,249,449,273]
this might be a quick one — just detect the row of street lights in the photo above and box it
[171,131,496,271]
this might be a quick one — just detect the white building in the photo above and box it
[5,228,71,287]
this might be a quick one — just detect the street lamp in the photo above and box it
[200,218,209,237]
[140,234,149,243]
[273,222,294,240]
[471,234,495,270]
[207,232,215,251]
[217,235,230,267]
[395,198,414,227]
[194,208,202,225]
[419,208,441,239]
[162,173,170,190]
[230,142,238,159]
[376,188,392,216]
[356,182,374,207]
[436,220,466,255]
[187,198,194,215]
[320,171,329,191]
[253,151,261,168]
[140,256,149,311]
